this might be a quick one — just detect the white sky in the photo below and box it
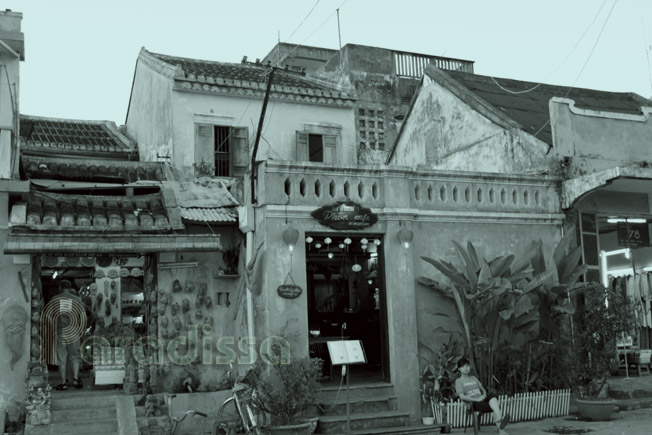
[8,0,652,124]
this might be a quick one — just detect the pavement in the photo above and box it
[456,407,652,435]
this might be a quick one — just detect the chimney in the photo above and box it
[0,10,25,60]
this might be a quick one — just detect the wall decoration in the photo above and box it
[277,273,303,299]
[2,304,28,369]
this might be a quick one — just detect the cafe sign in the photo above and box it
[311,200,378,230]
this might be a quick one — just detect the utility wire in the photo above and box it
[491,0,609,95]
[283,0,321,46]
[279,0,349,67]
[534,0,618,140]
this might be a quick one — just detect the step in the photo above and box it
[351,423,446,434]
[615,397,652,411]
[317,410,410,433]
[49,418,118,435]
[319,395,397,416]
[51,406,116,422]
[609,386,652,400]
[51,395,116,411]
[319,382,394,402]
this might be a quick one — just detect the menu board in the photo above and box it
[327,340,367,365]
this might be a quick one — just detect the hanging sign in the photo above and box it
[617,222,650,247]
[311,200,378,230]
[277,272,302,299]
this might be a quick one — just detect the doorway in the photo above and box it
[305,235,389,383]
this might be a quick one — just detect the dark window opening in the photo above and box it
[308,134,323,162]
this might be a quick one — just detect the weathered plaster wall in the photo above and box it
[392,76,553,174]
[0,193,30,421]
[0,41,20,180]
[125,56,175,163]
[551,98,652,178]
[169,90,356,173]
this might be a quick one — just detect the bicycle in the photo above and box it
[212,382,265,435]
[165,392,208,435]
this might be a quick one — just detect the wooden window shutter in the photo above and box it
[195,124,214,171]
[323,134,337,163]
[231,127,249,169]
[296,132,309,161]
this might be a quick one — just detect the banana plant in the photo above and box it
[419,231,586,391]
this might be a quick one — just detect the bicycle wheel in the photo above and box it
[212,397,242,435]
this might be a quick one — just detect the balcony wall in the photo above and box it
[259,161,561,216]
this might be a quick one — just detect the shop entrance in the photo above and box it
[39,255,147,391]
[305,235,389,383]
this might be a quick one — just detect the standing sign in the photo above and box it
[617,222,650,247]
[311,201,378,230]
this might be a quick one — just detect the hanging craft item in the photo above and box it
[113,256,128,266]
[96,257,112,268]
[43,256,59,268]
[107,268,119,279]
[119,268,130,278]
[80,257,96,267]
[65,257,80,267]
[277,272,302,299]
[172,280,182,293]
[95,269,105,279]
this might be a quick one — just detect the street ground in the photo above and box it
[459,407,652,435]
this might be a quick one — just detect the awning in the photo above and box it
[562,166,652,209]
[3,233,222,254]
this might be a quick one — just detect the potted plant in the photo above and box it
[248,353,323,434]
[569,282,633,420]
[419,333,463,431]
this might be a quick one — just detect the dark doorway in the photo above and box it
[305,235,388,383]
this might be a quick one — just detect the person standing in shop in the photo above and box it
[51,280,85,390]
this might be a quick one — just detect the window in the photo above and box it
[296,131,337,163]
[195,124,248,177]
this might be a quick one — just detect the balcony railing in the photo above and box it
[393,51,474,78]
[258,161,560,216]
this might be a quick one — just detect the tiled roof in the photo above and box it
[20,115,136,158]
[18,190,183,232]
[180,207,237,223]
[21,156,166,183]
[144,49,354,105]
[443,70,650,145]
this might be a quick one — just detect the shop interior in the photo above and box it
[305,235,388,383]
[583,214,652,370]
[40,255,147,390]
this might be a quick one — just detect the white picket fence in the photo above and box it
[442,389,571,428]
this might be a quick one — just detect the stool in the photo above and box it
[628,362,651,376]
[463,408,490,435]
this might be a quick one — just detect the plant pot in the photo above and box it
[576,398,616,420]
[421,416,435,425]
[440,423,452,434]
[265,418,318,435]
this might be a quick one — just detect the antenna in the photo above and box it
[337,8,343,70]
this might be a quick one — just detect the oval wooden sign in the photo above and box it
[277,284,302,299]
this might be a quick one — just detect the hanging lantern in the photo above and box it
[282,227,300,252]
[361,238,369,245]
[397,228,414,249]
[328,252,334,259]
[338,243,345,249]
[324,237,332,245]
[361,244,368,251]
[305,236,313,244]
[315,242,322,249]
[352,263,362,272]
[374,239,381,246]
[344,238,352,245]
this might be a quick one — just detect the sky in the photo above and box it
[7,0,652,124]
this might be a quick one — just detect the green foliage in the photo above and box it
[419,229,588,394]
[419,332,464,413]
[248,357,323,426]
[570,282,633,398]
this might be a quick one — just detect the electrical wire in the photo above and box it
[282,0,321,47]
[279,0,349,67]
[490,0,609,95]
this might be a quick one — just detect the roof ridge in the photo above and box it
[20,114,118,125]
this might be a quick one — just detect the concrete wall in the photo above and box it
[550,98,652,178]
[168,90,356,173]
[391,75,554,174]
[125,53,175,163]
[0,192,31,423]
[0,11,22,180]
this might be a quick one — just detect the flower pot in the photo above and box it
[421,416,435,425]
[576,398,616,420]
[265,418,318,435]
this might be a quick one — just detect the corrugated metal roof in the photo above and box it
[180,207,237,223]
[443,70,650,146]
